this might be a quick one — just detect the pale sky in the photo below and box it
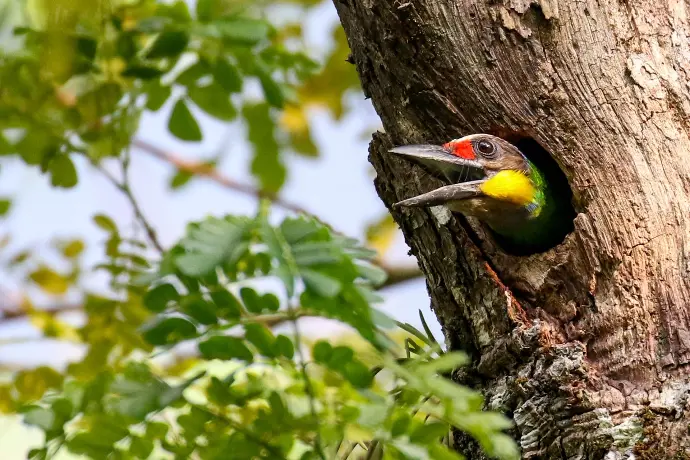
[0,2,442,456]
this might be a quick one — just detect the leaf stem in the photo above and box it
[287,300,327,460]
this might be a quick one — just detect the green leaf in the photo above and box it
[130,436,154,459]
[342,360,373,388]
[23,407,55,431]
[259,218,297,296]
[0,198,11,217]
[390,413,411,437]
[29,266,70,295]
[209,288,243,319]
[116,33,137,59]
[396,322,434,347]
[244,103,284,193]
[175,216,249,276]
[109,370,169,419]
[169,99,202,141]
[328,346,354,369]
[214,18,270,45]
[27,448,47,460]
[292,242,341,266]
[199,336,253,362]
[188,83,237,121]
[141,316,198,346]
[176,60,210,87]
[49,155,78,188]
[255,61,285,108]
[244,323,276,357]
[312,341,332,363]
[14,367,63,402]
[280,216,321,243]
[239,287,264,314]
[93,214,117,233]
[176,406,210,438]
[273,335,294,359]
[196,0,215,22]
[180,296,218,325]
[301,269,342,297]
[206,376,233,405]
[60,239,84,258]
[67,419,130,456]
[16,132,57,165]
[143,283,180,312]
[170,169,193,189]
[145,30,189,59]
[356,261,388,286]
[146,82,172,111]
[158,371,205,407]
[415,352,469,375]
[78,83,123,124]
[410,422,449,444]
[66,434,111,458]
[213,58,242,93]
[146,422,169,439]
[159,0,192,23]
[419,310,438,346]
[263,293,280,312]
[121,65,165,79]
[486,433,521,460]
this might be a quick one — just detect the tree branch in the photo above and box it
[0,302,83,322]
[377,263,422,289]
[132,138,423,285]
[132,138,310,216]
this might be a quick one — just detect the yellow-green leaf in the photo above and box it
[0,198,11,217]
[29,265,70,295]
[61,239,85,258]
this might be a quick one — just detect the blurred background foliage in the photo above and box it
[0,0,519,459]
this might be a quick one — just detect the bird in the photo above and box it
[388,134,569,254]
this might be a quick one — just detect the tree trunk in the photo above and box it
[334,1,690,458]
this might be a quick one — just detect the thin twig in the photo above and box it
[289,302,327,460]
[132,138,309,216]
[96,163,165,254]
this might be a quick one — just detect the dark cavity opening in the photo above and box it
[486,132,576,256]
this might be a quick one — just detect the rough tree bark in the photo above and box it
[334,1,690,458]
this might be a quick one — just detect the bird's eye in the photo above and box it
[475,140,497,157]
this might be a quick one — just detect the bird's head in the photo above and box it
[389,134,542,218]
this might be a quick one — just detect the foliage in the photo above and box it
[0,0,519,459]
[3,210,518,459]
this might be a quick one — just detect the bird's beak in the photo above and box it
[388,144,484,183]
[392,180,484,208]
[388,144,487,209]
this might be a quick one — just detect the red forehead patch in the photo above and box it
[443,140,475,160]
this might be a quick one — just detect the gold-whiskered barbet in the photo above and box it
[389,134,564,253]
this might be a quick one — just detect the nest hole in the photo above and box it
[486,132,576,256]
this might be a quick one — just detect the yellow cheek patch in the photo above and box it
[479,170,536,206]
